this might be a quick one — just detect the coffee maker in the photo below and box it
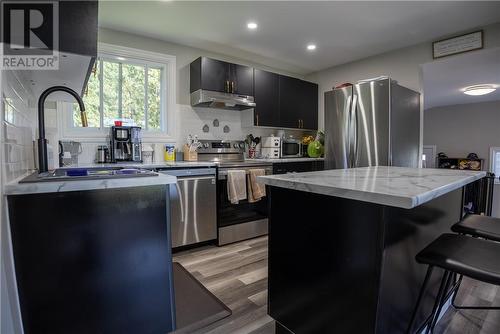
[110,126,142,162]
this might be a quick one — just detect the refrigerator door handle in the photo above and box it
[349,94,358,167]
[345,95,353,168]
[352,94,359,167]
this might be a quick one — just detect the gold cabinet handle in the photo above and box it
[225,80,230,93]
[231,81,235,93]
[256,113,259,126]
[301,119,304,128]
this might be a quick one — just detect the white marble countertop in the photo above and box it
[4,172,177,195]
[258,166,486,209]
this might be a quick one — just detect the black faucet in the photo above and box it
[38,86,87,173]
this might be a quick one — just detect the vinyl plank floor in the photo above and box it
[173,237,273,334]
[435,277,500,334]
[173,237,500,334]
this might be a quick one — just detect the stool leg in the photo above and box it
[428,270,452,333]
[451,274,463,309]
[426,270,451,334]
[407,266,434,334]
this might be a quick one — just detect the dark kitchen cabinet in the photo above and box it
[59,1,98,57]
[254,69,280,127]
[231,63,254,96]
[279,76,304,129]
[273,161,324,174]
[191,57,229,93]
[190,57,254,96]
[300,80,319,129]
[7,186,175,334]
[279,76,318,130]
[189,57,317,129]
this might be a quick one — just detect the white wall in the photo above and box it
[424,101,500,217]
[424,101,500,169]
[306,22,500,131]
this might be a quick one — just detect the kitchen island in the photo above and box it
[258,166,486,334]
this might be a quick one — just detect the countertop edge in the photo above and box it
[258,169,487,209]
[4,173,177,196]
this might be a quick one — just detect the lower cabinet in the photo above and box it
[272,161,325,174]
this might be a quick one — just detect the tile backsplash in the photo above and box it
[1,70,36,182]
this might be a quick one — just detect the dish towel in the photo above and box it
[227,170,247,204]
[248,169,266,202]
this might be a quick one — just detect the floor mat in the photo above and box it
[172,262,232,333]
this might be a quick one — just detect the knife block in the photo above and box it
[183,145,198,161]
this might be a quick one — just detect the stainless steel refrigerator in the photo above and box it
[324,78,420,169]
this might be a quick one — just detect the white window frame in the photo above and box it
[59,43,176,141]
[490,147,500,184]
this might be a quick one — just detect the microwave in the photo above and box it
[281,138,302,158]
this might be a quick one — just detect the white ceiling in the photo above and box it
[99,1,500,75]
[422,47,500,109]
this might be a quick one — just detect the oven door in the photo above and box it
[281,141,302,157]
[217,165,272,245]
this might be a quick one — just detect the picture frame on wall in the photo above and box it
[432,30,483,59]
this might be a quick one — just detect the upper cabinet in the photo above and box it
[190,57,254,96]
[231,63,254,96]
[300,80,319,130]
[279,76,304,129]
[189,57,318,130]
[254,69,280,127]
[279,76,318,130]
[59,0,98,57]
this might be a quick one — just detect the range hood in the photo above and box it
[190,89,256,111]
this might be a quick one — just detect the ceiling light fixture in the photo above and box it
[307,44,317,51]
[463,84,496,96]
[247,22,258,30]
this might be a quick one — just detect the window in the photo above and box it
[62,43,176,140]
[490,147,500,183]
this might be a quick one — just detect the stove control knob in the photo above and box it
[203,143,209,148]
[239,143,245,148]
[233,143,239,148]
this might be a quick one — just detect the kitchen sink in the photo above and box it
[19,167,158,183]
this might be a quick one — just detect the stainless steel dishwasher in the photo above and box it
[158,168,217,248]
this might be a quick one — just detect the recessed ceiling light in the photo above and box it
[307,44,317,51]
[247,22,258,30]
[116,56,126,61]
[463,84,496,96]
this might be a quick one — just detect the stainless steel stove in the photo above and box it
[198,140,272,245]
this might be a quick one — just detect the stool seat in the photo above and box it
[451,214,500,242]
[416,233,500,286]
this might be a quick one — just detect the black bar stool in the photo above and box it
[407,233,500,334]
[450,214,500,310]
[451,214,500,242]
